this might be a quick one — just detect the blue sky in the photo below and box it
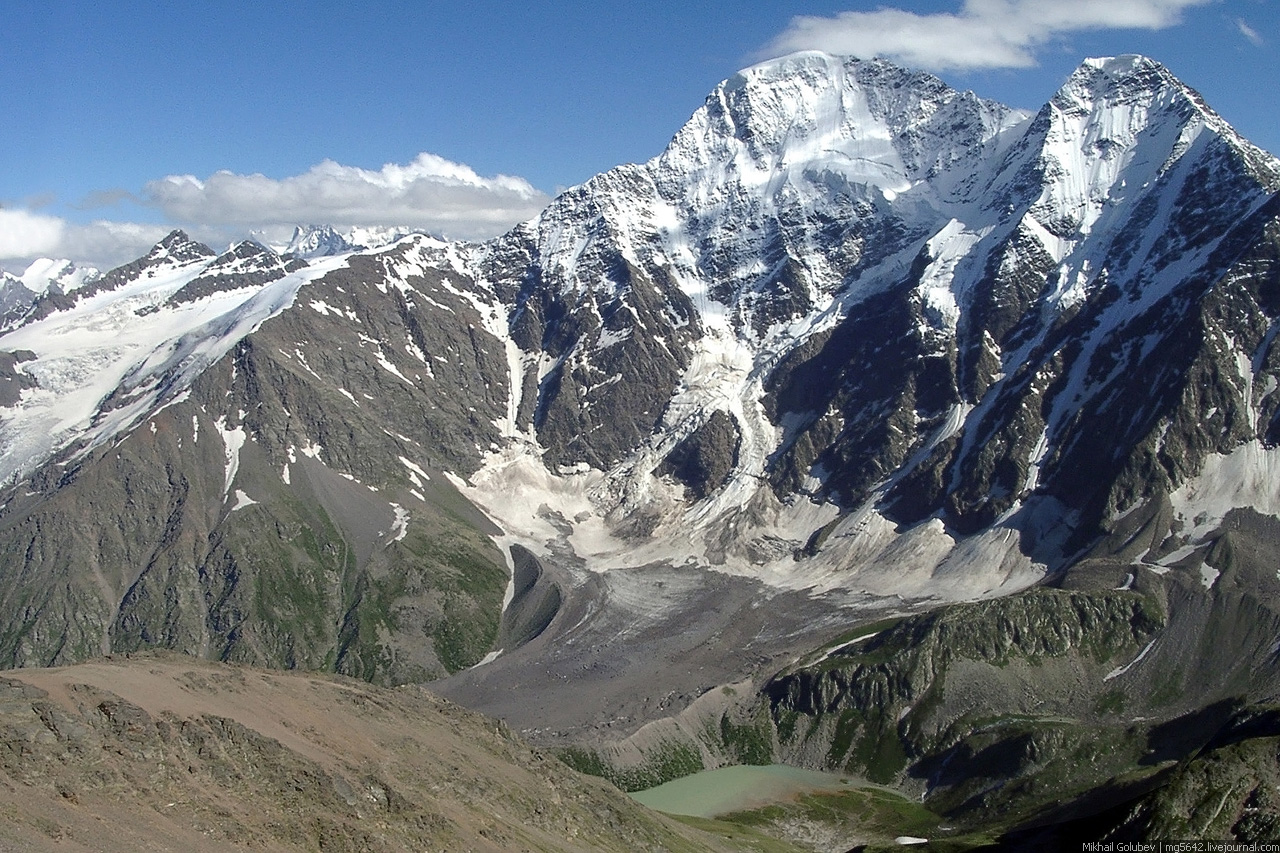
[3,0,1277,268]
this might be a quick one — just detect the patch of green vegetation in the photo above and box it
[719,710,774,766]
[699,783,1013,852]
[433,599,491,673]
[556,739,707,793]
[232,507,347,670]
[555,746,615,782]
[825,708,856,766]
[774,708,800,744]
[856,723,909,784]
[664,815,810,852]
[639,740,707,790]
[921,719,1153,824]
[0,588,55,666]
[1094,688,1127,716]
[729,784,938,833]
[417,538,506,672]
[335,571,399,682]
[203,480,507,681]
[823,706,908,784]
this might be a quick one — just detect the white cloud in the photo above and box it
[0,209,66,260]
[0,209,169,272]
[57,221,172,269]
[763,0,1217,71]
[143,152,552,242]
[1,152,554,272]
[1236,17,1264,46]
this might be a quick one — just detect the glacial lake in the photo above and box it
[629,764,852,817]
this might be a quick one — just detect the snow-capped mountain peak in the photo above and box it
[0,258,105,331]
[13,258,101,295]
[656,51,1030,202]
[279,224,417,259]
[146,229,218,267]
[452,51,1280,608]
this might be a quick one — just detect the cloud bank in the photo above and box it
[144,153,551,242]
[0,209,65,260]
[763,0,1216,71]
[0,208,173,272]
[1,152,553,272]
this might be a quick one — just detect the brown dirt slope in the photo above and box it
[0,652,788,853]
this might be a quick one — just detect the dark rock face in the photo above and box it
[488,227,702,470]
[0,350,36,407]
[764,268,958,507]
[12,285,75,328]
[658,411,741,501]
[0,280,41,329]
[754,133,1280,565]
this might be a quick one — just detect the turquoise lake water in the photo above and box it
[628,764,851,818]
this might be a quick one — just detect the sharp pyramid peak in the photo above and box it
[1055,53,1193,107]
[150,229,216,263]
[1050,53,1280,186]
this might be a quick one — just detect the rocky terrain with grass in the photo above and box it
[0,653,824,853]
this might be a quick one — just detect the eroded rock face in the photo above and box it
[0,239,512,683]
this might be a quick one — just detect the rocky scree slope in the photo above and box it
[0,654,775,853]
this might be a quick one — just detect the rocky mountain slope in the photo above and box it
[0,51,1277,843]
[0,653,787,853]
[0,231,515,684]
